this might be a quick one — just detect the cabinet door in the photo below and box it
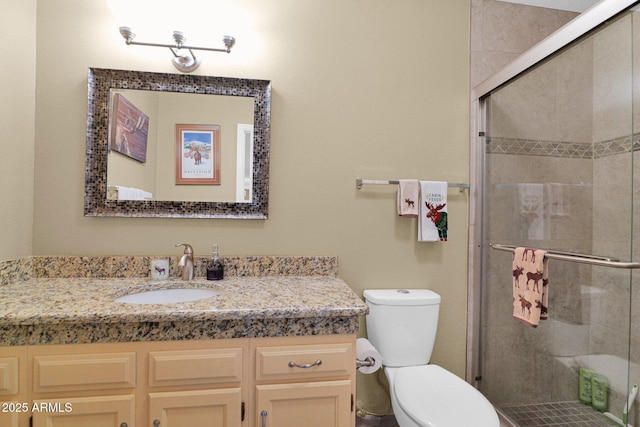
[149,388,242,427]
[256,380,351,427]
[0,411,19,427]
[0,356,20,427]
[32,395,134,427]
[0,349,28,427]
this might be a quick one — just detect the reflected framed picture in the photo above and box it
[109,93,149,163]
[175,124,221,185]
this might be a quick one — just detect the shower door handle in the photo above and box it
[490,243,640,269]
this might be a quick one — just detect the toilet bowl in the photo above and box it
[385,365,499,427]
[363,289,499,427]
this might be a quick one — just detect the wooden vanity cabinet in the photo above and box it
[26,340,248,427]
[0,334,356,427]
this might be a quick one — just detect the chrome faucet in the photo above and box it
[175,243,194,281]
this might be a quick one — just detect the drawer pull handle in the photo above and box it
[261,410,268,427]
[153,420,161,427]
[288,359,322,369]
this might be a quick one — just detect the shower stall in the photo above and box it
[472,1,640,426]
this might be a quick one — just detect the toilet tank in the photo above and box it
[364,289,441,367]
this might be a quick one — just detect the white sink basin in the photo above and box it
[115,288,218,304]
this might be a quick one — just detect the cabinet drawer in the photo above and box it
[149,348,243,387]
[0,357,19,396]
[33,352,136,393]
[255,343,352,382]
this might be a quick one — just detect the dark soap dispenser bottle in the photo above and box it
[207,244,224,280]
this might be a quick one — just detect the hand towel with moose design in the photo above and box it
[418,181,448,242]
[397,179,419,217]
[512,247,549,327]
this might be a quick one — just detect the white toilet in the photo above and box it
[364,289,499,427]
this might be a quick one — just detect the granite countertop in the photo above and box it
[0,276,369,346]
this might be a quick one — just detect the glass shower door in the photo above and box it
[478,8,637,426]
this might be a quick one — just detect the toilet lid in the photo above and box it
[393,365,499,427]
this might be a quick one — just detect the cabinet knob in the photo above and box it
[288,359,322,369]
[120,424,128,427]
[153,420,161,427]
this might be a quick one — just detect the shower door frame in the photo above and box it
[466,0,640,388]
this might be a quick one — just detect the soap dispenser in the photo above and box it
[207,244,224,280]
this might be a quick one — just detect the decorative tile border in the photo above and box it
[486,134,638,159]
[0,255,338,285]
[593,134,634,158]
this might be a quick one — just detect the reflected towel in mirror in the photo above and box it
[116,185,153,200]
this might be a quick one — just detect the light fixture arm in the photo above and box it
[118,27,235,73]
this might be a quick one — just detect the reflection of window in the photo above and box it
[236,124,254,202]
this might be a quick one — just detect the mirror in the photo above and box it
[85,68,271,219]
[107,89,255,203]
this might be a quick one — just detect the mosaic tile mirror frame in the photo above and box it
[85,68,271,219]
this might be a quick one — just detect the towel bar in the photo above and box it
[490,243,640,269]
[356,178,470,190]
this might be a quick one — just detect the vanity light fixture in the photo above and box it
[118,26,235,73]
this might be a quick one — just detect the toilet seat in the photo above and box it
[393,365,499,427]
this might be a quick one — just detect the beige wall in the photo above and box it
[155,93,253,202]
[6,0,470,416]
[0,0,36,260]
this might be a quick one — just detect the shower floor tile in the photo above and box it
[501,401,619,426]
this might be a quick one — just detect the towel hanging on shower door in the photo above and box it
[512,247,548,327]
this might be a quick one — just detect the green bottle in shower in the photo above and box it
[591,374,608,412]
[579,368,593,404]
